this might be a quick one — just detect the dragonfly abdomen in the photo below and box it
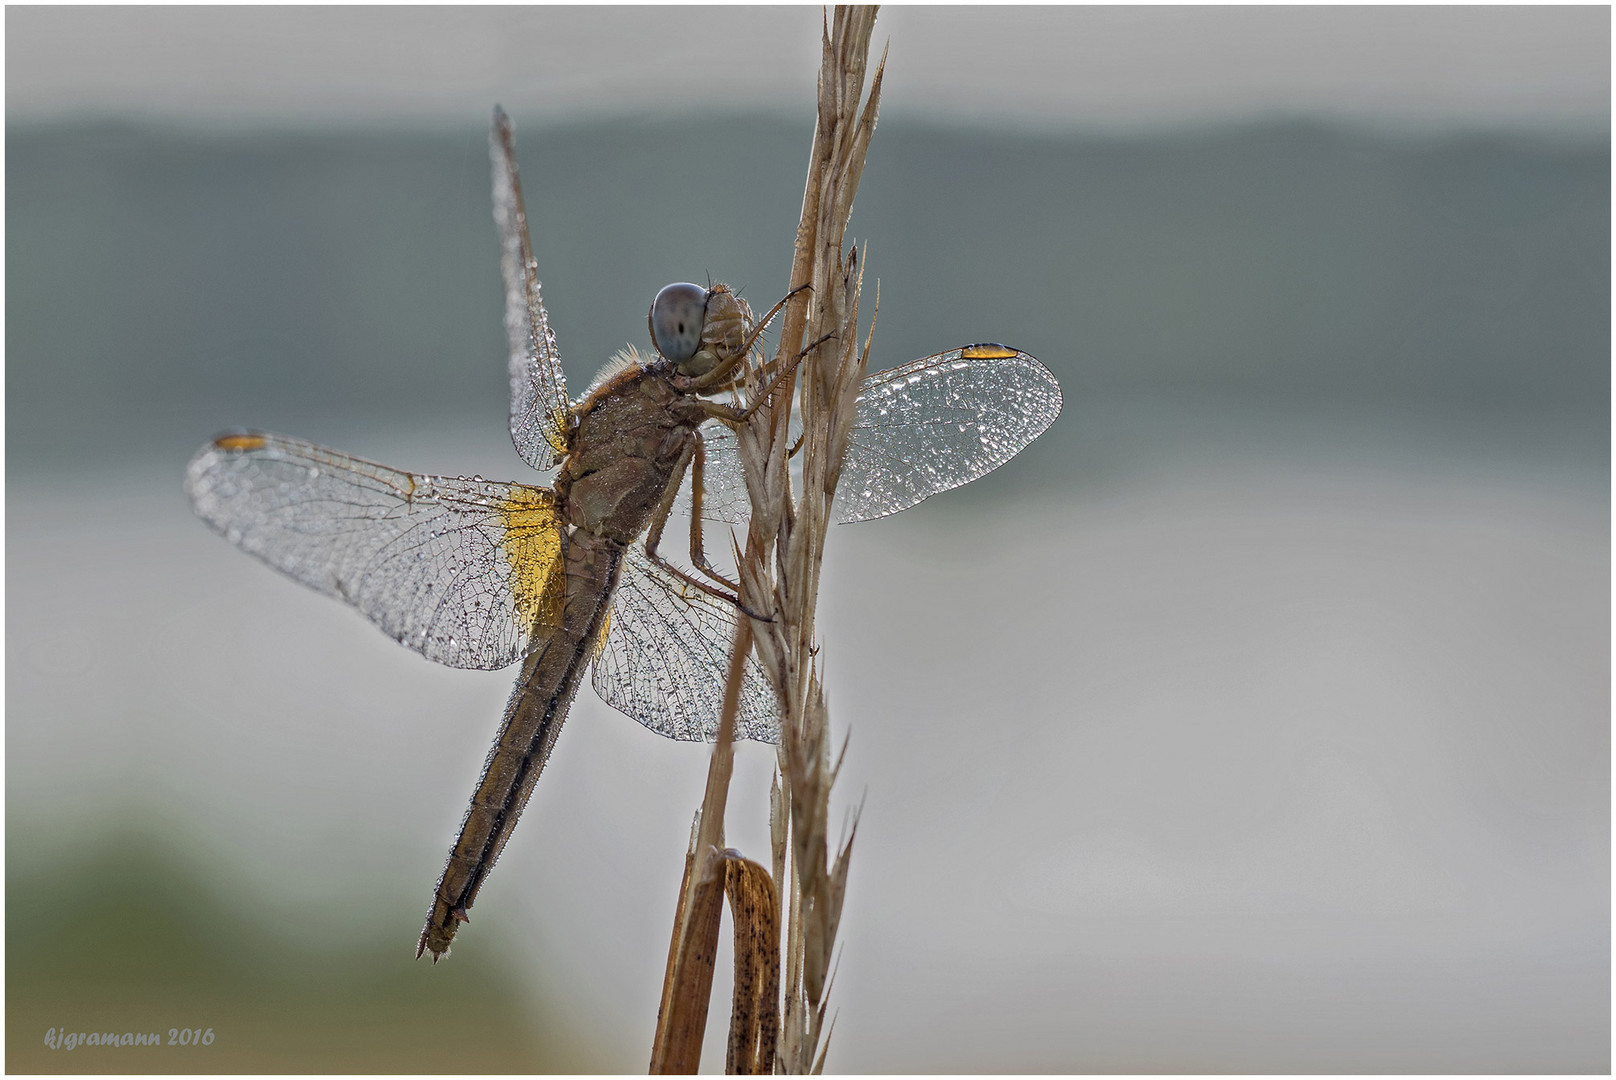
[418,530,626,960]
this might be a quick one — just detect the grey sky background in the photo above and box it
[6,5,1610,132]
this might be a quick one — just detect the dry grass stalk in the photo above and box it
[649,6,883,1073]
[733,8,884,1072]
[650,618,757,1072]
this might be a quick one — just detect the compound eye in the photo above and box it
[649,282,707,364]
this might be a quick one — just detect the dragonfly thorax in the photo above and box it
[556,366,709,545]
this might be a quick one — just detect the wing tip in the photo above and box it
[185,429,266,501]
[960,342,1064,420]
[491,104,513,143]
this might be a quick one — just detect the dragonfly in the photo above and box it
[185,107,1063,961]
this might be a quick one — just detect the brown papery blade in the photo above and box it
[649,849,780,1075]
[724,854,781,1074]
[649,854,725,1074]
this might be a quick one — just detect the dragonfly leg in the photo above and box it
[642,435,769,620]
[699,328,838,427]
[645,542,770,622]
[642,435,694,561]
[731,281,811,374]
[686,430,744,593]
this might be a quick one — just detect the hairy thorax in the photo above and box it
[555,363,708,544]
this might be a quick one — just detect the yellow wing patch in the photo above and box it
[545,405,573,456]
[500,489,566,634]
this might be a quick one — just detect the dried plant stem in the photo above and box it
[736,8,884,1073]
[650,618,753,1073]
[649,7,882,1073]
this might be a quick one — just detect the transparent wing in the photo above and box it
[836,344,1062,522]
[592,545,780,744]
[682,344,1062,526]
[673,419,753,526]
[185,432,564,671]
[492,106,572,467]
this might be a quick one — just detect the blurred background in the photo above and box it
[7,6,1608,1072]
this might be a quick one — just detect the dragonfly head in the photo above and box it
[650,282,755,391]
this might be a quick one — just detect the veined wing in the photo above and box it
[684,344,1062,526]
[493,106,572,468]
[185,432,564,671]
[592,545,780,743]
[837,344,1061,521]
[672,420,753,526]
